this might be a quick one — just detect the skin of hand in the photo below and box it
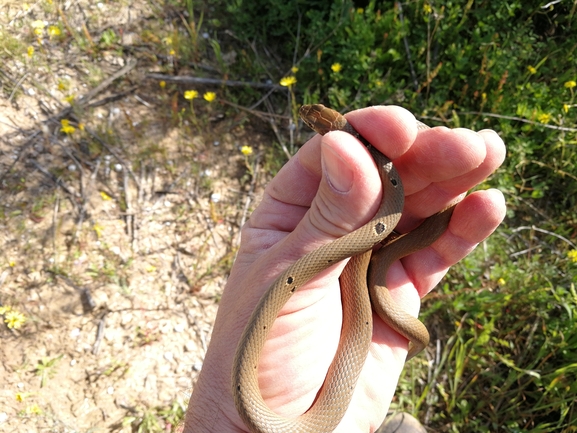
[184,106,507,432]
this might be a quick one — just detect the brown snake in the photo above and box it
[232,104,456,433]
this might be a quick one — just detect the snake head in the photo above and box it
[299,104,348,135]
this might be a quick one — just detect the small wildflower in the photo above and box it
[563,104,570,113]
[538,113,551,123]
[16,392,30,402]
[48,26,60,38]
[497,278,506,286]
[482,92,487,101]
[291,66,299,73]
[564,80,576,89]
[27,46,34,58]
[146,265,157,273]
[159,80,166,89]
[527,65,537,74]
[357,8,364,14]
[5,310,27,329]
[568,249,577,263]
[184,90,199,100]
[23,3,30,11]
[279,76,297,87]
[60,119,75,134]
[93,223,104,239]
[31,20,45,36]
[100,191,112,201]
[57,79,69,91]
[163,37,173,45]
[331,63,342,73]
[203,91,216,102]
[241,145,253,156]
[25,404,42,415]
[64,94,75,104]
[169,49,175,56]
[78,123,85,131]
[423,3,432,14]
[0,306,11,315]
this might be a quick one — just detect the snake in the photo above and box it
[231,104,456,433]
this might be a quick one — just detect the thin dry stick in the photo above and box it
[235,154,261,248]
[458,111,577,132]
[219,99,292,159]
[397,1,419,92]
[51,195,60,267]
[146,73,285,91]
[512,225,576,249]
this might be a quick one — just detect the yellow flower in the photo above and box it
[497,278,506,286]
[357,8,364,14]
[291,66,299,73]
[0,306,11,315]
[146,265,157,273]
[564,80,576,89]
[159,80,166,89]
[538,113,551,123]
[184,90,199,100]
[9,261,16,267]
[27,46,34,57]
[568,249,577,263]
[100,191,112,201]
[57,79,69,91]
[203,91,216,102]
[482,92,487,101]
[60,119,75,134]
[48,26,60,37]
[64,95,75,103]
[563,104,570,113]
[279,76,297,87]
[25,404,42,415]
[78,123,85,131]
[169,49,175,56]
[423,3,432,14]
[241,145,253,156]
[5,310,26,329]
[527,65,537,74]
[23,3,30,11]
[163,37,173,45]
[16,392,29,402]
[375,80,383,87]
[93,223,104,239]
[331,63,342,73]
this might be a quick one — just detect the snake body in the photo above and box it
[232,104,455,433]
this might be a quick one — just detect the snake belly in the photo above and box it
[231,104,454,433]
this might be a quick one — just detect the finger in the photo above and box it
[402,128,506,221]
[390,188,507,300]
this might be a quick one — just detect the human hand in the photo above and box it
[184,105,507,432]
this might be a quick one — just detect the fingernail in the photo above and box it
[322,142,354,193]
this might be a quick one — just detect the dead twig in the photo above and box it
[146,73,285,91]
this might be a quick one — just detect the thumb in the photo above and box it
[295,131,384,254]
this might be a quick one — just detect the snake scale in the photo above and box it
[231,104,456,433]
